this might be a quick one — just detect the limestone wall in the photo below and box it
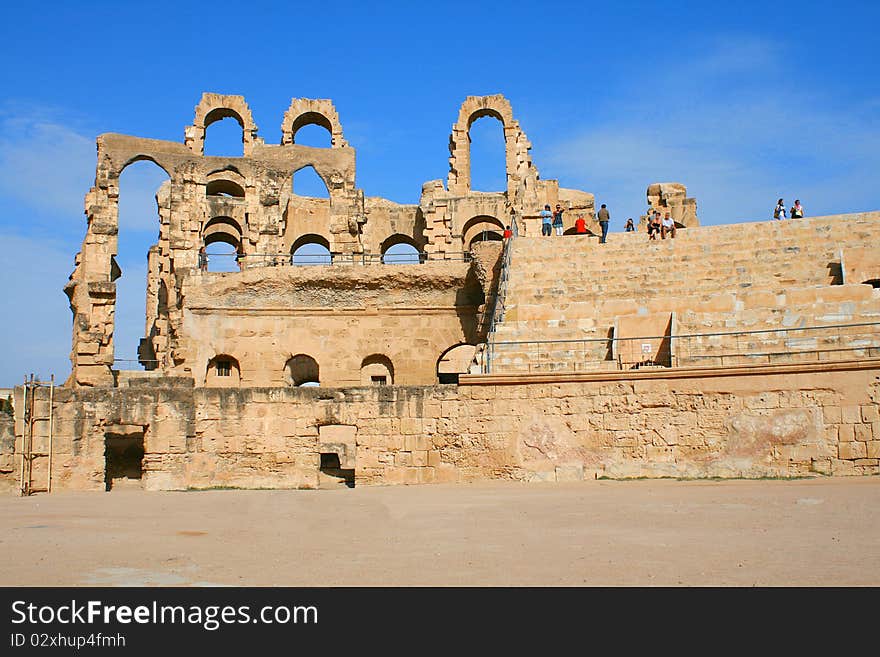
[7,360,878,493]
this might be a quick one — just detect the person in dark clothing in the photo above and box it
[597,204,610,243]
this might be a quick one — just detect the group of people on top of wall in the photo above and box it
[773,199,805,220]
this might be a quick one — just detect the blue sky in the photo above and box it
[1,0,878,385]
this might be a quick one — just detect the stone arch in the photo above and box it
[290,234,332,265]
[206,179,245,198]
[205,354,241,387]
[447,95,537,198]
[202,216,243,247]
[205,167,246,198]
[186,93,260,156]
[380,234,423,264]
[462,215,505,250]
[281,98,347,148]
[117,154,173,179]
[291,164,331,198]
[437,343,477,384]
[284,354,320,386]
[361,354,394,385]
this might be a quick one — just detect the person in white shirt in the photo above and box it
[661,212,676,239]
[774,198,787,220]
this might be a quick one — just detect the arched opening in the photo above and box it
[381,235,422,264]
[462,215,505,251]
[361,354,394,386]
[292,165,330,198]
[202,217,243,273]
[468,114,506,192]
[291,114,333,148]
[285,354,320,386]
[205,354,241,387]
[204,109,245,157]
[206,179,245,198]
[290,234,332,265]
[437,344,477,384]
[863,279,880,289]
[115,159,170,371]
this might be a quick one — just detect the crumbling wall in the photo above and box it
[13,362,880,493]
[640,182,699,229]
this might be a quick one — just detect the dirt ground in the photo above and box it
[1,477,878,586]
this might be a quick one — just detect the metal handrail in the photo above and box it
[202,251,473,265]
[486,320,880,372]
[483,218,517,373]
[491,320,880,346]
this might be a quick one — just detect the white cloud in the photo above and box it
[543,39,880,227]
[0,234,74,385]
[0,113,94,219]
[0,106,169,233]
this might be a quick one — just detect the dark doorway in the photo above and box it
[104,432,145,491]
[319,453,355,488]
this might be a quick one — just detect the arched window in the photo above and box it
[361,354,394,386]
[285,354,319,386]
[205,354,241,387]
[204,112,245,157]
[292,165,330,198]
[381,235,422,264]
[461,215,505,251]
[468,115,506,192]
[290,234,331,265]
[206,179,245,198]
[437,344,477,384]
[115,159,170,371]
[202,217,243,273]
[291,118,332,148]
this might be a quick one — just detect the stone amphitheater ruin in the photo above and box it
[4,92,880,494]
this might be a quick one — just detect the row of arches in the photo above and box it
[199,107,340,157]
[204,345,476,387]
[198,216,506,272]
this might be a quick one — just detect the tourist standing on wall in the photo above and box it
[774,198,787,220]
[198,245,208,272]
[540,204,553,236]
[791,199,805,218]
[625,218,635,232]
[597,204,610,243]
[552,204,565,236]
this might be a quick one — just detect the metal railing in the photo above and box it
[201,251,473,268]
[482,219,517,373]
[484,321,880,374]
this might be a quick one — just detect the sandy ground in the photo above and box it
[1,477,879,586]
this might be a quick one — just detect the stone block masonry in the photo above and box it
[7,360,878,492]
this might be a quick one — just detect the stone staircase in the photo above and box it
[486,212,880,373]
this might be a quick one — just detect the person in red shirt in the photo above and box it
[574,216,587,234]
[502,225,513,239]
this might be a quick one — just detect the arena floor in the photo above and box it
[2,477,878,586]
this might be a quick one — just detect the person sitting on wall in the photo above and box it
[661,212,676,239]
[540,204,553,236]
[574,216,588,234]
[503,225,513,239]
[647,212,663,240]
[791,199,805,218]
[625,218,635,232]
